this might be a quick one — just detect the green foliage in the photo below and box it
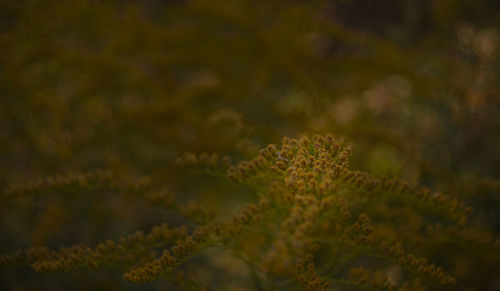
[1,0,500,290]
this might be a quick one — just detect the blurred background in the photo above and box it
[0,0,499,290]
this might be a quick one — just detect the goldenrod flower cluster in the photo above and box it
[295,251,331,291]
[1,134,496,290]
[2,224,187,271]
[4,169,152,198]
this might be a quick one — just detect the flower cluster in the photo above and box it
[123,225,213,283]
[30,223,187,272]
[1,134,484,290]
[226,134,464,288]
[295,250,331,291]
[337,171,471,224]
[124,196,271,284]
[3,169,152,198]
[228,135,350,187]
[342,214,456,286]
[223,198,270,236]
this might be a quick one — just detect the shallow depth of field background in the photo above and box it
[1,0,499,290]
